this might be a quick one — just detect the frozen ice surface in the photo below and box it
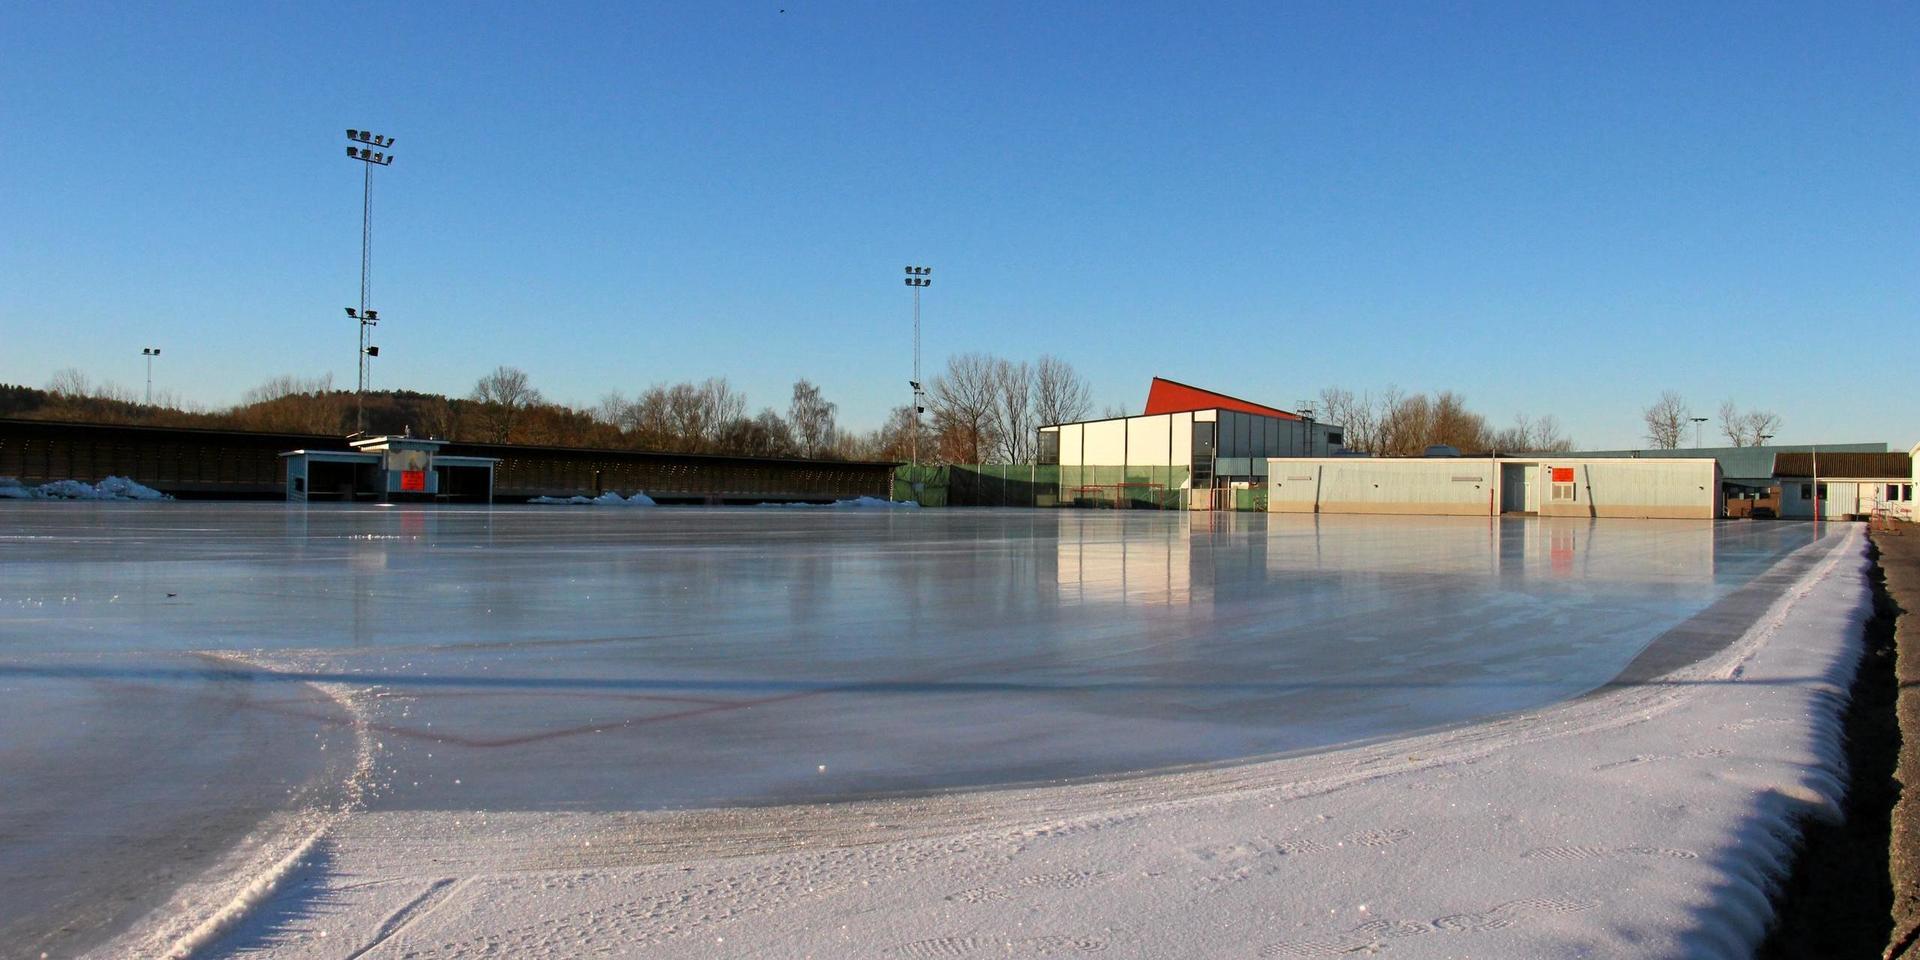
[0,503,1841,956]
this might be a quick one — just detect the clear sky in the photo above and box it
[2,2,1914,450]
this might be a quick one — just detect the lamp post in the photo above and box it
[344,128,396,435]
[141,347,160,405]
[1689,416,1708,449]
[904,265,932,466]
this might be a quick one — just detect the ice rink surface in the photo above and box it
[0,504,1835,956]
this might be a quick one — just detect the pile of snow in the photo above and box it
[528,491,656,506]
[0,475,172,501]
[762,496,920,509]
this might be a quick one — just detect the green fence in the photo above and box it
[893,464,1062,507]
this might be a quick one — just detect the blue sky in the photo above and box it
[2,2,1914,449]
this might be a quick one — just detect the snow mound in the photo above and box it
[528,491,656,506]
[0,475,172,501]
[759,496,920,509]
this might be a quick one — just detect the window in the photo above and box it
[1327,431,1345,447]
[1891,484,1901,502]
[1551,482,1576,502]
[1906,484,1914,502]
[1818,483,1828,500]
[1037,431,1060,465]
[1800,483,1813,501]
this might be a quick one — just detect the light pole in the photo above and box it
[141,347,160,405]
[345,128,396,435]
[1689,416,1708,448]
[904,265,932,466]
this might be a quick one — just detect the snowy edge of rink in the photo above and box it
[89,653,379,960]
[527,491,657,506]
[0,475,172,500]
[97,526,1869,960]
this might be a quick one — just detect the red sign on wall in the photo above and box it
[401,470,426,491]
[1550,467,1575,483]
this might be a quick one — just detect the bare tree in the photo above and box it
[1318,386,1385,454]
[788,380,837,458]
[716,408,796,458]
[46,368,92,398]
[470,366,544,443]
[991,359,1035,463]
[1033,355,1092,426]
[1718,400,1781,447]
[929,353,1001,464]
[1717,400,1750,447]
[1427,391,1490,451]
[594,390,629,427]
[1491,413,1575,453]
[864,404,930,462]
[1643,391,1688,449]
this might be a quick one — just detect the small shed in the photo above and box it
[280,436,498,502]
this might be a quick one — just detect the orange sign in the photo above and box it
[1550,467,1575,483]
[401,470,426,491]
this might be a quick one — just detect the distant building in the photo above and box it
[1038,378,1344,508]
[1773,450,1913,520]
[1562,443,1887,496]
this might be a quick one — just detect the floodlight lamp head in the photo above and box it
[359,131,372,142]
[347,128,359,139]
[365,346,379,357]
[345,307,357,317]
[364,309,378,320]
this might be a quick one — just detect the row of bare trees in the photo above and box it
[1315,386,1573,456]
[913,354,1093,464]
[1642,391,1781,449]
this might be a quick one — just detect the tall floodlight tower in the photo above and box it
[344,128,396,435]
[141,347,161,405]
[1690,416,1708,448]
[904,266,932,465]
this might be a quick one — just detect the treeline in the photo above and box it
[2,352,1096,464]
[1641,391,1781,449]
[1315,386,1575,456]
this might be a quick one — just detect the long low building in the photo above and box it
[1266,456,1722,519]
[0,418,896,503]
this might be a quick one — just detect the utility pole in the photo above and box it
[344,128,395,435]
[904,265,932,466]
[141,347,160,405]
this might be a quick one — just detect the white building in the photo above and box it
[1266,456,1721,519]
[1038,378,1344,509]
[1773,450,1914,521]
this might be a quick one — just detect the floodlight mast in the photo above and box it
[903,266,932,466]
[141,347,161,405]
[344,129,396,434]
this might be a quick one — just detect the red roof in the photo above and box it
[1142,377,1300,420]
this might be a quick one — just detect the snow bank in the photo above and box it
[761,496,920,509]
[528,491,656,506]
[0,475,172,501]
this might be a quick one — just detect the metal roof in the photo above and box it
[1565,442,1887,483]
[1773,451,1912,479]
